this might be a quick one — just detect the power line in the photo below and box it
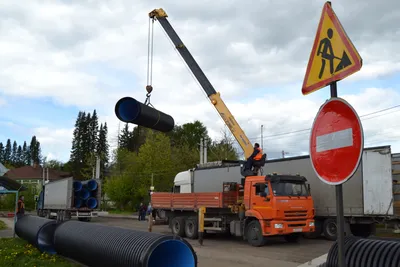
[249,104,400,140]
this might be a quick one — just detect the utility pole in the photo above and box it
[200,138,204,164]
[95,156,101,180]
[261,125,264,149]
[203,138,208,163]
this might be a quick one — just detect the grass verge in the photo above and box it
[0,220,8,230]
[0,238,81,267]
[107,209,134,215]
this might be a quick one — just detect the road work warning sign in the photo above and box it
[302,2,362,95]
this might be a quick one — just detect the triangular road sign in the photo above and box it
[302,2,362,95]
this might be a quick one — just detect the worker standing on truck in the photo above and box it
[16,195,25,219]
[244,143,263,171]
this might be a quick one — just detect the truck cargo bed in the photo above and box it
[151,191,237,210]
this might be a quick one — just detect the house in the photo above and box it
[0,162,9,176]
[4,163,72,190]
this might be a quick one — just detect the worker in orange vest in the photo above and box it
[17,195,25,219]
[244,143,263,172]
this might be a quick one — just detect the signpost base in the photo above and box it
[335,183,346,267]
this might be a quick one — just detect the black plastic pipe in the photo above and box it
[15,215,58,254]
[53,220,197,267]
[115,97,175,132]
[326,236,400,267]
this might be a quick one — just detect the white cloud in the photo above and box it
[0,0,399,161]
[33,127,74,162]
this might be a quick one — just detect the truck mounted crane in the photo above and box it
[147,8,315,247]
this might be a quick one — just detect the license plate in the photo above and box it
[293,228,303,232]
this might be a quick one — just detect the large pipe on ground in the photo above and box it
[326,236,400,267]
[115,97,175,132]
[53,220,197,267]
[15,215,58,255]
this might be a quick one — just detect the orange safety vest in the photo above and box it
[253,147,263,160]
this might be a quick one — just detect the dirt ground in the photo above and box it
[93,217,332,267]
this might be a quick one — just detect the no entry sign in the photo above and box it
[310,97,364,185]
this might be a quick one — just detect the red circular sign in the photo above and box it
[310,97,364,185]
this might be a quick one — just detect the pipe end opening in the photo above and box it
[115,97,141,123]
[148,239,196,267]
[37,223,58,255]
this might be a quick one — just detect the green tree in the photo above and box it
[0,142,4,163]
[169,120,210,149]
[16,145,23,167]
[11,141,18,165]
[207,130,239,161]
[46,159,64,170]
[4,139,12,164]
[97,123,109,180]
[22,141,30,165]
[30,136,42,164]
[134,131,176,194]
[119,123,134,151]
[90,110,99,153]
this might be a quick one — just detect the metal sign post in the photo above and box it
[303,2,364,267]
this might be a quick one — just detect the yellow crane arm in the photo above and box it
[148,8,255,159]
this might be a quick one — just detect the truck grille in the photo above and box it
[284,210,308,218]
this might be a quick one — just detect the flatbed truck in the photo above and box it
[36,177,101,222]
[169,145,400,240]
[152,173,315,246]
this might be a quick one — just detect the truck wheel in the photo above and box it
[184,217,199,239]
[323,218,337,241]
[303,220,323,239]
[284,233,301,243]
[171,217,186,237]
[245,220,265,247]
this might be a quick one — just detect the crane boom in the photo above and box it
[149,8,254,159]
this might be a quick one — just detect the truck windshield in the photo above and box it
[271,182,309,197]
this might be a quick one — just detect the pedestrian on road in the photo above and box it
[138,202,147,221]
[16,195,25,219]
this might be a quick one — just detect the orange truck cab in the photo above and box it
[151,173,315,247]
[240,173,315,246]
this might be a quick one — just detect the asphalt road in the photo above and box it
[92,217,332,267]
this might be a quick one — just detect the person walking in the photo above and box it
[16,195,25,219]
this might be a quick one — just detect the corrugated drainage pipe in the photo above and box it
[326,235,400,267]
[73,180,82,192]
[86,197,97,209]
[15,215,58,255]
[86,179,98,191]
[80,188,90,200]
[53,220,197,267]
[74,198,82,208]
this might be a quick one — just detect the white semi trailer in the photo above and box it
[36,177,102,222]
[169,145,400,241]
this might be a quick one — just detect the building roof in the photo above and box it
[0,162,9,176]
[4,165,72,181]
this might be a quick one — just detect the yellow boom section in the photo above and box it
[209,93,253,158]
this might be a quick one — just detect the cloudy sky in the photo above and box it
[0,0,399,162]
